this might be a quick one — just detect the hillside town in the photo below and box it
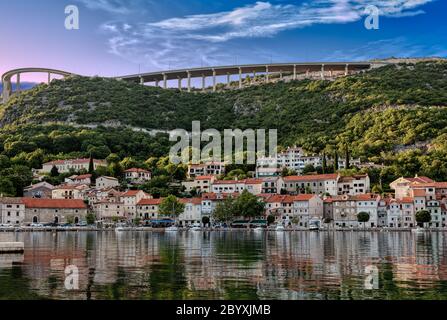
[0,153,445,231]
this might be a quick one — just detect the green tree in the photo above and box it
[50,165,59,177]
[213,197,236,223]
[267,215,275,225]
[233,190,265,219]
[302,164,316,174]
[159,195,185,218]
[86,213,96,225]
[202,216,210,226]
[416,210,431,227]
[0,178,15,196]
[345,144,350,169]
[334,151,339,172]
[109,162,124,178]
[106,153,120,164]
[322,152,327,174]
[357,212,370,229]
[88,154,94,174]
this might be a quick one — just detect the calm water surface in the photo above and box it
[1,231,447,300]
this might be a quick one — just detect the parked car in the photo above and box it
[60,223,73,228]
[76,221,88,227]
[30,223,44,227]
[0,223,14,228]
[43,222,59,227]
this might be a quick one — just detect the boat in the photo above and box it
[115,223,127,232]
[254,226,265,232]
[275,225,285,232]
[309,224,320,231]
[165,226,179,232]
[190,226,202,231]
[412,226,425,233]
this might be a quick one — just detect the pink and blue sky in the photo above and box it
[1,0,446,83]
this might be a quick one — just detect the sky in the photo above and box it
[0,0,446,83]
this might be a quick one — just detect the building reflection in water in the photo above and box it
[1,231,447,299]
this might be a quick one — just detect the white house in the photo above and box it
[211,179,264,195]
[178,198,202,226]
[96,176,120,189]
[292,194,324,228]
[390,176,434,199]
[337,174,370,196]
[182,175,215,194]
[120,190,152,219]
[93,201,125,222]
[124,168,152,185]
[65,174,92,186]
[353,194,380,228]
[40,158,106,174]
[188,162,226,178]
[282,174,339,196]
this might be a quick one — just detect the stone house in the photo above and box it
[23,182,54,199]
[22,198,88,224]
[0,197,25,226]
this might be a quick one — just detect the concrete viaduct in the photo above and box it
[2,62,376,103]
[1,68,74,104]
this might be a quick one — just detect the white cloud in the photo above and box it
[324,37,444,61]
[99,0,435,70]
[77,0,133,14]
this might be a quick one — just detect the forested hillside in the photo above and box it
[0,60,447,195]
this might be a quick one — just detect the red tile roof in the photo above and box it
[201,192,239,200]
[399,197,414,204]
[412,189,426,197]
[44,158,105,165]
[244,178,263,185]
[407,176,434,184]
[121,190,144,197]
[22,198,87,209]
[180,198,202,205]
[265,195,295,203]
[125,168,151,173]
[73,174,92,180]
[213,180,238,185]
[293,194,316,201]
[196,175,214,180]
[283,173,338,181]
[352,194,378,201]
[0,197,24,204]
[137,198,163,206]
[414,182,447,189]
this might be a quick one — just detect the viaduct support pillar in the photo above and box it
[226,73,231,88]
[187,72,191,92]
[16,74,21,92]
[48,73,51,84]
[293,65,297,80]
[265,66,269,83]
[178,77,182,91]
[140,76,144,85]
[212,69,216,92]
[163,73,167,89]
[321,64,325,80]
[238,67,242,89]
[155,80,159,87]
[345,64,349,76]
[202,74,206,92]
[2,79,11,104]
